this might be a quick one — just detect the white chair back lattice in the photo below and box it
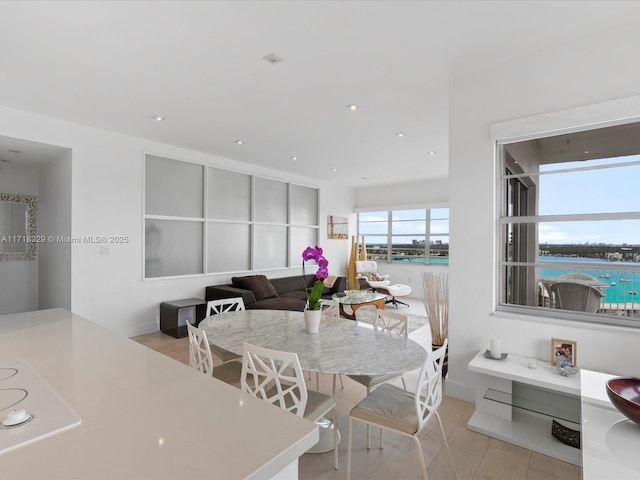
[415,339,447,432]
[322,304,340,320]
[207,297,246,316]
[354,305,378,324]
[186,321,214,375]
[375,310,408,337]
[241,342,308,417]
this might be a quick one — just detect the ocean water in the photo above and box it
[538,256,639,305]
[392,255,638,305]
[392,257,449,264]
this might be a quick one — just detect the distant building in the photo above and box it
[605,252,623,261]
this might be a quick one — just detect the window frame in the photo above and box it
[356,205,449,265]
[496,136,640,328]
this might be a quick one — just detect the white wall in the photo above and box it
[354,177,448,210]
[0,166,39,314]
[448,21,640,402]
[0,105,353,337]
[39,151,72,310]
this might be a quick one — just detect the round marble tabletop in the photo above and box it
[198,309,427,376]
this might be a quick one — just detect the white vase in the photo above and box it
[304,309,322,334]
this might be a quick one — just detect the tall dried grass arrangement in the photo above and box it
[421,271,449,345]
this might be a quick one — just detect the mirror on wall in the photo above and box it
[0,193,37,260]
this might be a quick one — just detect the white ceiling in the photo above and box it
[1,1,640,187]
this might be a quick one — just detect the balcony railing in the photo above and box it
[536,264,640,317]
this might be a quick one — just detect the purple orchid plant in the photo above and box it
[302,245,329,311]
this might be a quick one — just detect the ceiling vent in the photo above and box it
[262,53,283,65]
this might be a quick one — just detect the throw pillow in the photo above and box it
[232,275,278,301]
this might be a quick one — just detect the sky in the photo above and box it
[538,155,640,245]
[358,208,449,244]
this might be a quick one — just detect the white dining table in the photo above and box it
[198,308,428,455]
[197,309,427,377]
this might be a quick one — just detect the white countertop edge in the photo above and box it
[247,426,319,480]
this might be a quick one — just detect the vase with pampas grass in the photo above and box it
[421,271,449,377]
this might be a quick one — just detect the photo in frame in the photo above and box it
[551,338,577,366]
[327,215,348,239]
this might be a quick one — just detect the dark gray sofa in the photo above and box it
[205,274,346,311]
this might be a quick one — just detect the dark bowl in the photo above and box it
[606,377,640,426]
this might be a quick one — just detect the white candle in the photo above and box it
[490,338,502,359]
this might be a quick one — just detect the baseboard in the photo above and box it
[124,321,159,338]
[444,378,475,403]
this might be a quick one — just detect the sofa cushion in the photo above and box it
[270,274,316,296]
[245,297,306,312]
[280,290,309,301]
[231,275,278,301]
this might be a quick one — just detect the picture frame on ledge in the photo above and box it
[551,338,577,366]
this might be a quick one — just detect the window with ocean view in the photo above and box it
[357,208,449,264]
[498,121,640,327]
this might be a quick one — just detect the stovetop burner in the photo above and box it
[0,359,81,454]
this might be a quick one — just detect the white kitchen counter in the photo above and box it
[581,370,640,480]
[0,308,318,479]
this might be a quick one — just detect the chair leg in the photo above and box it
[387,296,409,308]
[412,435,429,480]
[366,424,371,449]
[379,428,384,449]
[346,417,354,480]
[332,408,339,470]
[435,411,457,479]
[332,374,345,395]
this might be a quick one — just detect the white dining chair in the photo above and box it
[206,297,246,364]
[185,321,242,388]
[346,340,456,480]
[348,308,408,448]
[240,342,339,470]
[353,304,378,324]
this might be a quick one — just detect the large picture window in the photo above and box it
[144,155,319,279]
[498,122,640,327]
[357,208,449,264]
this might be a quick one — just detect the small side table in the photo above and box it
[331,292,387,320]
[159,298,207,338]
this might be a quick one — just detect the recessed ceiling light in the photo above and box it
[262,53,283,65]
[290,156,297,161]
[584,150,589,154]
[331,168,337,172]
[395,132,405,137]
[151,115,165,121]
[346,104,358,111]
[7,149,22,154]
[234,140,244,145]
[427,151,436,156]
